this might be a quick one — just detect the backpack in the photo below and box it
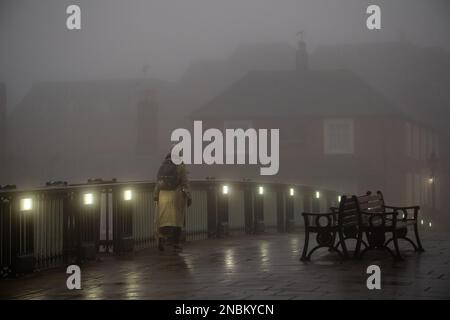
[157,158,179,190]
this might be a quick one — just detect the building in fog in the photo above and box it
[191,38,446,225]
[311,40,450,226]
[0,83,6,176]
[5,79,165,185]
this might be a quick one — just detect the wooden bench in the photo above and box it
[355,193,405,260]
[300,210,344,261]
[332,195,367,259]
[301,195,369,261]
[362,191,424,253]
[301,191,423,261]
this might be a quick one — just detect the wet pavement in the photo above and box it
[1,230,450,300]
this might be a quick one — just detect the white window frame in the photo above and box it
[324,118,354,155]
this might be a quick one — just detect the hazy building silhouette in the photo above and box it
[311,40,450,225]
[296,32,308,71]
[0,83,6,178]
[6,79,166,185]
[191,40,447,226]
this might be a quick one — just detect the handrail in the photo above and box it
[0,179,337,195]
[1,178,340,278]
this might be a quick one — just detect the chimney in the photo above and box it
[295,31,308,71]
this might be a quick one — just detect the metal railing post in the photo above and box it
[207,180,218,238]
[217,184,229,238]
[276,186,285,233]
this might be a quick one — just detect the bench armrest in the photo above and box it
[329,206,339,213]
[384,205,420,211]
[302,212,338,229]
[383,205,420,221]
[360,210,399,228]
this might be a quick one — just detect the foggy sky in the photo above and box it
[1,0,450,108]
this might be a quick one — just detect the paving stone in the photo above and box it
[1,231,450,299]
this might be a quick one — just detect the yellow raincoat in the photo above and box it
[154,163,191,229]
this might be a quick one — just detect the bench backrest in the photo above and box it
[356,191,385,213]
[333,192,389,230]
[338,195,360,228]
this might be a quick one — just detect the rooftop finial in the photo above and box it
[295,30,308,71]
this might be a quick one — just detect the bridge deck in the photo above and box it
[1,231,449,299]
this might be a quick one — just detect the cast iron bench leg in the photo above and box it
[301,230,310,261]
[414,222,424,252]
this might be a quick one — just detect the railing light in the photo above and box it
[222,185,229,195]
[289,188,294,196]
[20,198,33,212]
[84,193,94,205]
[258,186,264,195]
[124,190,133,201]
[315,191,320,199]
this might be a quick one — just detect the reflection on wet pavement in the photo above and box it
[1,231,449,299]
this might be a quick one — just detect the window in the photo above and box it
[405,173,413,206]
[412,125,420,159]
[414,174,421,204]
[420,128,427,161]
[405,122,412,157]
[324,119,354,155]
[432,133,440,158]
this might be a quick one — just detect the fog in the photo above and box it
[0,0,450,225]
[1,0,450,107]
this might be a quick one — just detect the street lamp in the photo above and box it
[289,188,295,197]
[124,189,133,201]
[83,193,94,205]
[20,198,33,212]
[315,191,320,199]
[258,186,264,195]
[222,185,229,195]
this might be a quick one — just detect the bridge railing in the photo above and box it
[0,180,340,276]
